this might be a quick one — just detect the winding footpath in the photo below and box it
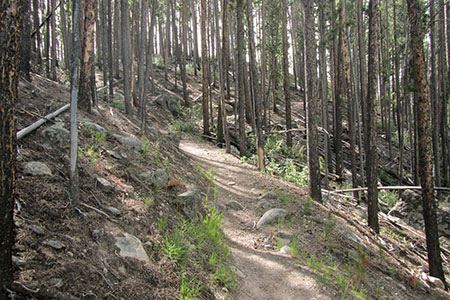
[180,138,333,300]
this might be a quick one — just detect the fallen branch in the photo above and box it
[80,202,117,222]
[17,103,70,140]
[330,186,450,193]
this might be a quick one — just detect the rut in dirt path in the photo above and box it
[180,138,334,300]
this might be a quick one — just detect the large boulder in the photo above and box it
[113,134,145,152]
[256,208,288,228]
[177,186,202,220]
[82,121,106,133]
[139,168,169,189]
[115,232,150,264]
[24,161,52,176]
[42,125,70,147]
[155,94,181,116]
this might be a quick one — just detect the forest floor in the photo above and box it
[10,65,450,299]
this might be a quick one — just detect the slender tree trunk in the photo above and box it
[121,0,132,115]
[366,0,380,233]
[247,0,263,169]
[60,0,70,70]
[357,0,367,186]
[201,0,209,136]
[164,0,170,81]
[107,0,113,101]
[407,0,447,287]
[19,0,31,80]
[113,0,120,79]
[220,0,231,152]
[0,1,22,295]
[192,2,199,76]
[138,0,147,130]
[302,0,322,202]
[32,0,42,64]
[181,0,189,106]
[79,0,96,113]
[282,0,292,148]
[237,0,246,156]
[50,0,57,80]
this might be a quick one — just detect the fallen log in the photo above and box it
[17,103,70,140]
[330,186,450,194]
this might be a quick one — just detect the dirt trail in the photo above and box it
[180,138,333,300]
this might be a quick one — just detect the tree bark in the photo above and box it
[0,0,22,295]
[282,0,292,148]
[121,0,132,115]
[201,0,209,136]
[302,0,322,202]
[407,0,447,287]
[366,0,380,233]
[236,0,246,156]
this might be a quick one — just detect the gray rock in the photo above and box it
[256,208,288,228]
[115,232,150,264]
[29,224,45,235]
[12,256,26,266]
[82,121,106,133]
[280,245,291,254]
[155,94,180,116]
[277,238,291,246]
[113,134,145,152]
[225,200,244,211]
[42,125,70,147]
[44,239,65,250]
[335,225,366,248]
[24,161,52,176]
[427,276,445,290]
[139,168,169,188]
[258,200,273,209]
[105,149,122,159]
[147,126,160,137]
[96,177,113,191]
[259,191,278,200]
[105,206,121,216]
[276,232,294,240]
[178,186,202,220]
[225,104,234,114]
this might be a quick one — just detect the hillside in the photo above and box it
[10,67,450,300]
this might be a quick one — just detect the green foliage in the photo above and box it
[290,239,299,257]
[180,275,202,300]
[142,196,152,206]
[302,196,313,215]
[79,145,103,166]
[170,106,201,134]
[379,190,399,208]
[162,226,190,266]
[322,212,336,239]
[110,100,126,112]
[93,132,107,144]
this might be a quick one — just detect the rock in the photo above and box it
[258,200,273,209]
[42,125,70,147]
[230,266,246,279]
[259,191,278,200]
[256,208,288,228]
[49,278,64,288]
[427,276,445,289]
[335,225,366,248]
[178,186,202,220]
[96,177,113,191]
[438,202,450,238]
[276,232,294,240]
[225,200,244,211]
[277,238,291,246]
[44,239,65,250]
[82,121,106,133]
[139,168,169,188]
[115,232,150,264]
[147,126,160,137]
[105,149,122,159]
[113,134,145,152]
[155,94,180,116]
[12,256,26,266]
[280,245,291,254]
[24,161,52,176]
[29,224,45,235]
[105,206,121,216]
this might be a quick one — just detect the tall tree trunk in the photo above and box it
[107,0,113,101]
[393,0,403,181]
[236,0,246,156]
[0,0,22,295]
[282,0,292,148]
[357,0,367,186]
[79,0,96,113]
[164,0,170,81]
[113,0,121,79]
[50,0,57,80]
[32,0,42,64]
[70,0,81,206]
[302,0,322,202]
[340,0,357,196]
[138,0,148,130]
[407,0,447,287]
[366,0,380,233]
[220,0,231,152]
[121,0,132,115]
[192,2,199,76]
[60,0,70,70]
[19,0,31,80]
[181,0,189,106]
[201,0,209,136]
[247,0,263,169]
